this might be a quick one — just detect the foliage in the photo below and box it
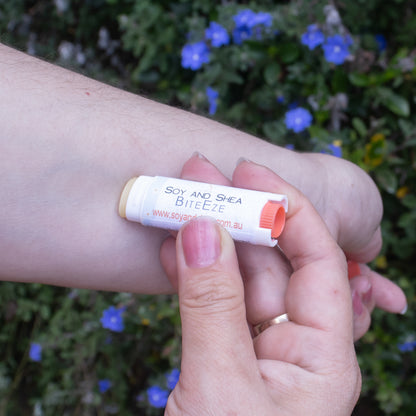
[1,0,415,414]
[0,283,180,415]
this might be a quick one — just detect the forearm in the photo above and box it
[0,44,369,293]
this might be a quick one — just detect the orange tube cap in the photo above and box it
[259,201,286,239]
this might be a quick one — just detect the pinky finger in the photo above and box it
[350,279,374,341]
[348,262,407,315]
[348,263,408,341]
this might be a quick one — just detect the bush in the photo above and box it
[1,1,415,414]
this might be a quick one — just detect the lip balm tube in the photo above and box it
[118,176,288,247]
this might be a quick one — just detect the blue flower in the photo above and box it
[98,379,112,393]
[147,386,169,408]
[322,35,352,65]
[232,9,255,44]
[344,34,354,46]
[301,24,325,50]
[233,9,257,29]
[232,10,273,43]
[375,34,387,52]
[284,107,313,133]
[232,26,252,45]
[288,101,299,110]
[205,22,229,48]
[206,87,219,115]
[166,368,180,390]
[100,306,125,332]
[29,343,42,362]
[398,341,416,353]
[253,12,272,28]
[322,142,343,158]
[181,41,210,70]
[252,12,273,40]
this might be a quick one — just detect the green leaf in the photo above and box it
[203,63,222,84]
[377,87,410,117]
[262,120,286,143]
[263,62,281,85]
[402,138,416,148]
[331,68,348,92]
[401,194,416,209]
[375,168,398,194]
[220,70,244,85]
[381,68,401,83]
[308,126,329,142]
[349,73,370,87]
[226,102,246,122]
[352,117,367,138]
[398,211,416,230]
[398,119,416,138]
[277,42,300,64]
[384,93,410,117]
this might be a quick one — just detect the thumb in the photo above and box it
[176,217,256,373]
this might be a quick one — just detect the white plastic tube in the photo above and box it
[119,176,288,247]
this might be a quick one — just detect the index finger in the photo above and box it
[233,161,352,337]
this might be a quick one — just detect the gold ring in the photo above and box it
[253,313,290,336]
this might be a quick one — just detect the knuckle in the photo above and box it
[181,269,244,315]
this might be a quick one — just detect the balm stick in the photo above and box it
[118,176,288,247]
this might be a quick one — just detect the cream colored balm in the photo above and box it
[119,176,288,247]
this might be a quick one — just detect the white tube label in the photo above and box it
[121,176,288,247]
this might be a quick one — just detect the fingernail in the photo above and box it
[182,218,221,268]
[400,304,408,315]
[361,285,373,305]
[192,151,208,160]
[236,157,251,166]
[352,290,364,316]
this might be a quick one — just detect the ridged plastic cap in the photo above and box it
[259,201,286,239]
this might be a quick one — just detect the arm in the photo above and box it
[0,43,394,301]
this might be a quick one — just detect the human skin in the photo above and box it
[161,157,407,340]
[0,43,406,337]
[165,168,361,415]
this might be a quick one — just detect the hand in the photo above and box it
[296,153,407,336]
[165,172,361,415]
[160,154,407,341]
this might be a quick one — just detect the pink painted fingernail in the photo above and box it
[182,218,221,268]
[352,290,364,316]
